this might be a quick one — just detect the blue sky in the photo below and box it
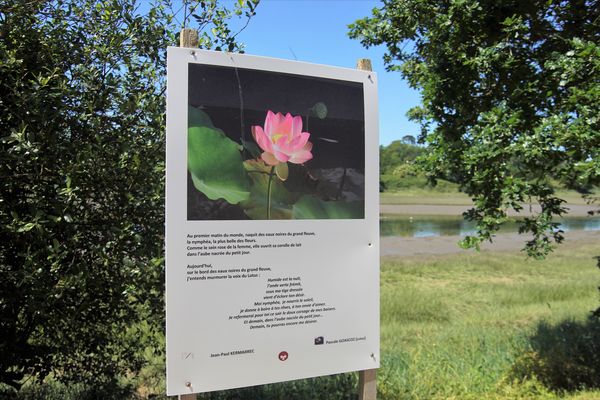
[234,0,421,146]
[176,0,422,145]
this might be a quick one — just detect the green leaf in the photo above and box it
[240,160,296,219]
[292,195,364,219]
[188,107,250,204]
[188,105,215,128]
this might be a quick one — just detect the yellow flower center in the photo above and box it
[271,133,284,143]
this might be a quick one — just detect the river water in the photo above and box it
[380,215,600,237]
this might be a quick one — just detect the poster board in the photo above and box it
[166,47,379,395]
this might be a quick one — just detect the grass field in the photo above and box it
[380,188,597,206]
[381,190,473,205]
[377,239,600,399]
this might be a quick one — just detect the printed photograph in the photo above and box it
[187,63,365,220]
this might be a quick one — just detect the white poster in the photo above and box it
[166,47,379,395]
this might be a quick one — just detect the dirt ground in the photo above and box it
[380,203,599,257]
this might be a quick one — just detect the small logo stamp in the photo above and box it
[314,336,324,345]
[278,351,289,361]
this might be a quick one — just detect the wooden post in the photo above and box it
[357,58,373,72]
[356,57,377,400]
[178,27,199,400]
[358,368,377,400]
[180,28,199,48]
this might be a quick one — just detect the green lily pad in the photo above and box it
[188,105,215,128]
[188,107,250,204]
[240,160,297,220]
[292,195,364,219]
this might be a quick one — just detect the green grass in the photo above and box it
[378,240,600,399]
[554,189,599,206]
[381,190,473,205]
[381,187,597,206]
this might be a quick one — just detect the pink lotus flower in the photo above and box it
[251,110,313,166]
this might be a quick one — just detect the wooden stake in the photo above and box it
[356,57,377,400]
[357,58,373,72]
[358,368,377,400]
[180,28,199,48]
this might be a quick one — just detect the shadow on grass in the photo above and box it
[511,316,600,392]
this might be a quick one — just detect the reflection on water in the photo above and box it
[380,215,600,237]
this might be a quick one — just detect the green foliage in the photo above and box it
[202,374,357,400]
[0,381,134,400]
[401,135,416,145]
[0,0,171,389]
[379,140,431,192]
[379,140,424,176]
[0,0,257,391]
[350,0,600,258]
[380,174,459,192]
[292,196,364,219]
[380,190,473,205]
[390,163,419,178]
[190,0,260,52]
[188,107,251,204]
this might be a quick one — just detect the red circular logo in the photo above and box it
[278,351,289,361]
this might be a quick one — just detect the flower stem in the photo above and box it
[267,166,275,219]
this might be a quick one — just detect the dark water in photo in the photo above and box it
[380,215,600,237]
